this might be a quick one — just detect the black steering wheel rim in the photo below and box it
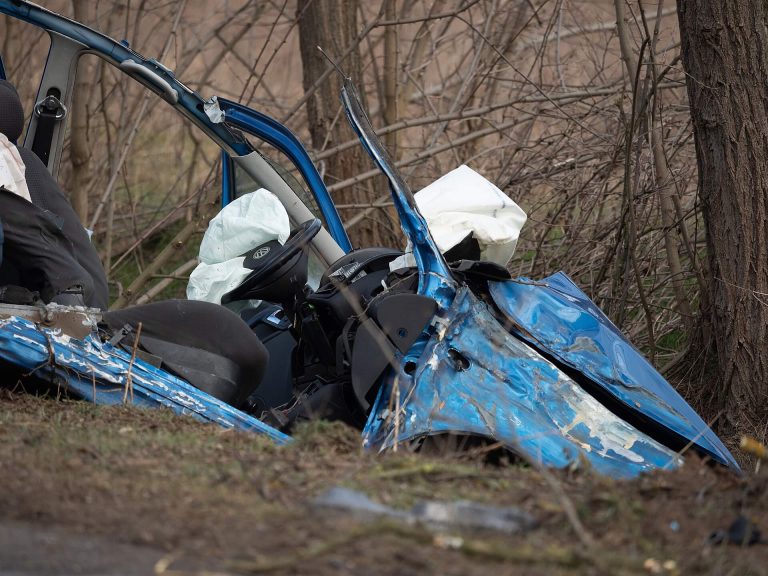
[221,218,322,304]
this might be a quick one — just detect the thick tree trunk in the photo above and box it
[678,0,768,435]
[296,0,386,247]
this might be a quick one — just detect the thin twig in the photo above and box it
[123,322,142,404]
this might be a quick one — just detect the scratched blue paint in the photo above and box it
[362,287,683,478]
[341,78,736,477]
[0,315,290,444]
[488,274,738,470]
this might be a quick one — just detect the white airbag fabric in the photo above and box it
[414,165,526,266]
[187,188,290,304]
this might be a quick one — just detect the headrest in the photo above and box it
[0,80,24,142]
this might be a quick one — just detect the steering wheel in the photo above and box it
[221,218,322,304]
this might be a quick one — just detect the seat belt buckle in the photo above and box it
[31,93,67,165]
[108,324,134,346]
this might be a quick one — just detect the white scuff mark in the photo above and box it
[168,390,206,410]
[612,341,628,375]
[555,306,580,322]
[53,342,126,384]
[566,336,601,355]
[146,380,170,393]
[204,96,225,123]
[11,333,48,352]
[58,357,121,383]
[558,379,646,463]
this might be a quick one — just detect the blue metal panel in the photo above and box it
[362,287,682,478]
[215,99,352,252]
[488,273,738,470]
[0,315,290,444]
[340,81,688,477]
[221,150,233,206]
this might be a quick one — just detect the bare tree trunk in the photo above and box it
[2,15,14,69]
[296,0,384,247]
[615,0,693,329]
[678,0,768,435]
[69,1,94,222]
[382,0,398,156]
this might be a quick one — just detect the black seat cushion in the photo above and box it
[0,188,97,304]
[103,300,269,408]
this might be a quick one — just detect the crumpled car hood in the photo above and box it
[340,76,737,477]
[488,272,738,470]
[362,286,685,478]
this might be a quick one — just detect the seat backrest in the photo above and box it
[0,80,23,144]
[0,80,23,288]
[17,147,108,309]
[0,80,108,309]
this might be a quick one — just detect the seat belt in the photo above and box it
[31,93,67,167]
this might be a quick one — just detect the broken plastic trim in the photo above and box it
[204,96,225,124]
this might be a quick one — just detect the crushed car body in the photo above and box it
[0,305,290,444]
[0,0,738,478]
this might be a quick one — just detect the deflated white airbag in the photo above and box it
[187,188,290,304]
[414,165,526,266]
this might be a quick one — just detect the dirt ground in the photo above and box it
[0,389,765,576]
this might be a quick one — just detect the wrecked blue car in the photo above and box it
[0,0,738,478]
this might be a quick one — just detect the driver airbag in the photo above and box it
[187,188,290,304]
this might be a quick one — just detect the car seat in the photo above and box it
[0,79,267,408]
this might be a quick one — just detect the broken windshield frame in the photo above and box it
[339,78,456,310]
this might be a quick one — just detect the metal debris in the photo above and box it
[312,486,537,535]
